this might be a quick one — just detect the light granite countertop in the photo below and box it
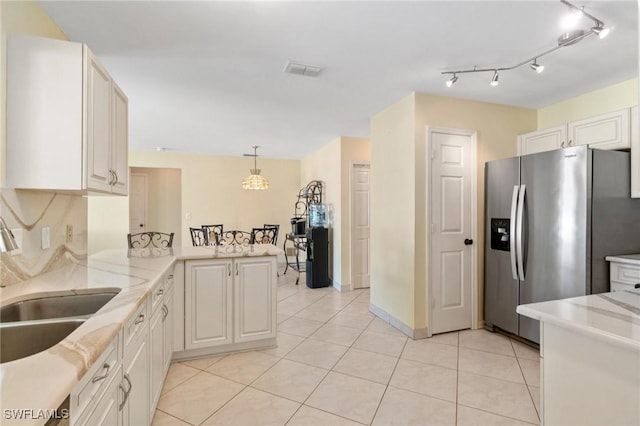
[517,289,640,351]
[605,253,640,266]
[0,245,282,425]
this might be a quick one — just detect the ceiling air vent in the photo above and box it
[283,61,322,77]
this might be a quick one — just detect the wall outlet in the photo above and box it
[10,228,23,256]
[41,227,50,250]
[66,224,73,243]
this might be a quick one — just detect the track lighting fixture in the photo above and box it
[490,71,499,87]
[441,0,608,87]
[592,25,610,39]
[530,60,544,74]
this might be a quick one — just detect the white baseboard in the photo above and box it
[332,280,351,292]
[369,303,429,340]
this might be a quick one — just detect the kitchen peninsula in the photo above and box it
[0,244,281,426]
[517,289,640,426]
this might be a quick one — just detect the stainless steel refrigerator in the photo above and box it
[484,145,640,344]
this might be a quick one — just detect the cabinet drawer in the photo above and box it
[124,299,148,347]
[610,262,640,286]
[72,338,119,420]
[150,280,165,314]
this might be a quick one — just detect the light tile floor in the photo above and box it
[153,273,541,425]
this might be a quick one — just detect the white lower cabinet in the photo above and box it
[185,259,233,350]
[121,315,150,426]
[183,257,277,356]
[72,268,176,426]
[150,282,174,416]
[234,258,277,343]
[80,365,123,426]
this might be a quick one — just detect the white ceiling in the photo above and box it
[39,1,638,159]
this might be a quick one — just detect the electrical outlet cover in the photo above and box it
[41,227,50,250]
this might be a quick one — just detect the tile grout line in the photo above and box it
[510,338,541,422]
[283,289,371,425]
[368,332,411,425]
[455,331,460,425]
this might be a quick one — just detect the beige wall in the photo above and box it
[370,94,417,328]
[537,78,638,130]
[88,150,301,254]
[300,136,371,290]
[370,92,536,333]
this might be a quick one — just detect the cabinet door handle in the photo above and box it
[157,289,164,296]
[91,363,110,383]
[634,283,640,289]
[561,141,565,148]
[236,263,239,276]
[108,170,115,185]
[119,373,133,410]
[134,314,145,325]
[162,304,169,319]
[568,139,572,146]
[227,264,231,276]
[112,170,118,186]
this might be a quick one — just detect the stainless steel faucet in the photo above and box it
[0,216,19,252]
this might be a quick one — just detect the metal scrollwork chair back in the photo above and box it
[202,224,223,246]
[127,232,174,249]
[251,227,277,245]
[189,227,209,246]
[219,230,251,246]
[263,224,280,245]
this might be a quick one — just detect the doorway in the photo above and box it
[129,167,182,246]
[351,161,371,289]
[428,127,477,335]
[130,173,148,233]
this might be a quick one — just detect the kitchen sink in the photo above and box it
[0,291,120,322]
[0,290,121,363]
[0,318,86,363]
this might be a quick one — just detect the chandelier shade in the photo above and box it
[242,146,269,190]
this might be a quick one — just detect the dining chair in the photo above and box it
[219,230,251,246]
[202,224,223,246]
[189,227,209,246]
[251,227,278,245]
[263,224,280,245]
[127,232,174,249]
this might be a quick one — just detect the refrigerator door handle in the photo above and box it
[516,184,526,280]
[510,185,519,280]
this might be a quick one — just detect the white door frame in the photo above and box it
[350,160,371,291]
[426,126,478,336]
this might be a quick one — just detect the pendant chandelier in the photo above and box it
[242,145,269,190]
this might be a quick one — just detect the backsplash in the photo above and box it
[0,189,87,287]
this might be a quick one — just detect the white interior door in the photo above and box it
[129,173,148,233]
[429,128,476,335]
[351,162,371,289]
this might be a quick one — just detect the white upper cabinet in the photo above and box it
[518,108,634,156]
[517,125,567,155]
[6,35,128,195]
[568,108,630,150]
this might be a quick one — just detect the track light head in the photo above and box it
[592,25,610,39]
[446,74,458,88]
[490,71,499,86]
[530,60,544,74]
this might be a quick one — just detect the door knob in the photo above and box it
[464,239,473,245]
[139,224,144,227]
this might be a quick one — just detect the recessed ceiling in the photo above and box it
[38,1,638,159]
